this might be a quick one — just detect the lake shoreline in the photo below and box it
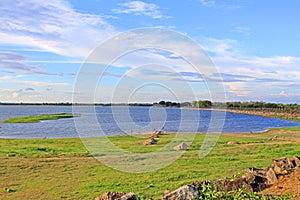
[182,107,300,122]
[1,106,300,139]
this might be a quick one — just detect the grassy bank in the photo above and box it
[1,128,300,199]
[2,113,77,123]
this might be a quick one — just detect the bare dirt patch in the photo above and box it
[260,169,300,198]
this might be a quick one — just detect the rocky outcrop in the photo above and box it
[95,192,136,200]
[181,156,300,200]
[272,157,300,175]
[95,156,300,200]
[162,185,199,200]
[194,156,300,195]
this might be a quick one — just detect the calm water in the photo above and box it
[0,106,299,138]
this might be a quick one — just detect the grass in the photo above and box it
[0,128,300,199]
[1,113,78,123]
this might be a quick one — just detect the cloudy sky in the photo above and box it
[0,0,299,103]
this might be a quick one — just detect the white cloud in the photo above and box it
[199,37,239,56]
[0,0,116,58]
[113,1,163,19]
[79,27,300,103]
[211,54,300,101]
[231,26,251,36]
[198,0,248,9]
[199,0,216,7]
[0,52,64,75]
[12,80,69,87]
[12,92,19,98]
[0,75,69,87]
[0,88,74,103]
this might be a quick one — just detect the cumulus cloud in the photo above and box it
[0,0,115,58]
[113,1,163,19]
[212,54,300,101]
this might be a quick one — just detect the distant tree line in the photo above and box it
[191,100,212,108]
[186,101,299,110]
[0,101,299,110]
[153,101,180,107]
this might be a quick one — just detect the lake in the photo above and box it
[0,106,299,138]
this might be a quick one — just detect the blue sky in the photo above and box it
[0,0,299,103]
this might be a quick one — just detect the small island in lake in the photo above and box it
[2,113,78,123]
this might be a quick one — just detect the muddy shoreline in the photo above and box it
[183,107,300,122]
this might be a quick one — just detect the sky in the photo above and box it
[0,0,299,103]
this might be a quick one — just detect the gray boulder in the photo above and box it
[162,185,199,200]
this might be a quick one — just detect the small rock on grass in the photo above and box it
[162,185,199,200]
[173,143,188,151]
[227,141,238,145]
[95,192,136,200]
[4,187,15,193]
[143,138,157,145]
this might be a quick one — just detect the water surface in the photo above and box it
[0,106,299,138]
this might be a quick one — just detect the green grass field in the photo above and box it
[1,127,300,199]
[1,113,78,123]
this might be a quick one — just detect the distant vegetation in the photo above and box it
[2,113,77,123]
[0,101,299,110]
[153,101,181,107]
[186,100,300,110]
[223,101,300,109]
[153,100,299,110]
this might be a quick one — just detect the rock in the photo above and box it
[269,136,278,141]
[272,157,295,175]
[162,185,199,200]
[246,168,269,192]
[291,156,300,167]
[190,181,205,189]
[266,167,278,184]
[173,143,188,151]
[164,190,171,196]
[227,141,238,145]
[188,156,300,196]
[95,192,125,200]
[143,138,157,145]
[120,192,136,200]
[150,130,166,138]
[95,192,136,200]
